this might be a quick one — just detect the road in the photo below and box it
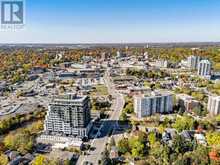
[77,69,125,165]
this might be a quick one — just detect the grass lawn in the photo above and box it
[91,85,108,96]
[144,81,151,87]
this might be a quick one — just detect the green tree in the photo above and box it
[172,135,193,154]
[124,103,134,114]
[117,138,130,154]
[63,160,71,165]
[148,132,156,146]
[173,153,189,165]
[0,154,8,165]
[192,107,203,116]
[32,155,48,165]
[129,137,145,158]
[149,142,170,165]
[27,120,43,134]
[191,92,206,102]
[137,131,148,144]
[191,145,210,165]
[206,132,220,146]
[22,63,32,73]
[120,111,128,121]
[4,131,34,154]
[136,160,149,165]
[172,116,194,132]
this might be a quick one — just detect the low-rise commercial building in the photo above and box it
[128,86,151,96]
[176,94,200,113]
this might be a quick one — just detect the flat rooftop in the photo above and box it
[209,95,220,100]
[176,93,194,99]
[134,90,173,98]
[52,94,88,103]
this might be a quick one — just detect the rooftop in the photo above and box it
[52,93,88,103]
[200,59,211,64]
[135,90,172,98]
[176,93,194,100]
[209,95,220,100]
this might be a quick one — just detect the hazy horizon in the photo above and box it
[1,0,220,43]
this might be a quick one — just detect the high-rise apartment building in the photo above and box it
[44,94,91,138]
[208,95,220,116]
[197,59,212,78]
[134,91,173,118]
[155,60,169,68]
[187,55,201,70]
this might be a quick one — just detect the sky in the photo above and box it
[0,0,220,43]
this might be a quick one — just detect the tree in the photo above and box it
[0,154,8,165]
[3,134,16,150]
[22,63,31,73]
[148,132,156,146]
[32,155,48,165]
[27,120,43,134]
[192,107,202,116]
[136,160,149,165]
[191,91,206,102]
[173,153,189,165]
[4,131,34,154]
[191,145,210,165]
[0,110,45,136]
[172,116,194,132]
[173,135,185,154]
[209,147,220,165]
[173,146,210,165]
[120,112,128,122]
[162,117,171,128]
[154,83,162,89]
[172,135,193,154]
[0,142,6,152]
[158,124,165,134]
[137,131,148,144]
[129,137,145,158]
[124,103,134,114]
[206,132,220,146]
[149,142,170,165]
[63,160,71,165]
[192,106,207,117]
[117,138,130,154]
[198,120,215,131]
